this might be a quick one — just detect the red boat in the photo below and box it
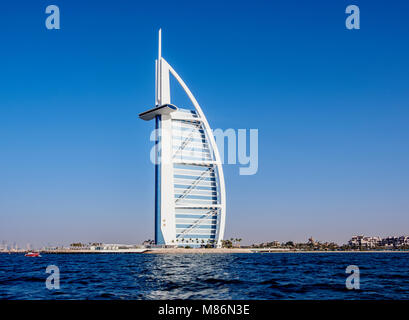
[25,252,41,257]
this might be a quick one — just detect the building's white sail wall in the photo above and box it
[165,60,226,247]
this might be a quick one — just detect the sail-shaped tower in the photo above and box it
[139,30,226,248]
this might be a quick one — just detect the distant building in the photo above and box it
[89,245,103,251]
[348,235,381,248]
[348,235,409,248]
[308,237,316,246]
[381,236,409,248]
[142,240,155,247]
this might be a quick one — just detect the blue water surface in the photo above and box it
[0,253,408,300]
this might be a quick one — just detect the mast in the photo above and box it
[155,29,160,106]
[156,29,161,105]
[158,28,162,61]
[156,28,170,106]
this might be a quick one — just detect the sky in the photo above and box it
[0,0,409,247]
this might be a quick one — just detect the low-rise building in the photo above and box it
[348,235,381,248]
[381,236,409,248]
[348,235,409,248]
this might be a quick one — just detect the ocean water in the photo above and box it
[0,252,408,300]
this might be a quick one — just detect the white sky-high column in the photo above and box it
[155,29,176,244]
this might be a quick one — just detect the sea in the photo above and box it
[0,252,408,300]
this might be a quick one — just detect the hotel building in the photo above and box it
[139,30,226,248]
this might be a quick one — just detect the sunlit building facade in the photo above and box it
[140,30,226,248]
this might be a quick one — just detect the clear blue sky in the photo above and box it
[1,0,409,247]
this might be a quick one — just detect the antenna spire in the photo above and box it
[158,28,162,60]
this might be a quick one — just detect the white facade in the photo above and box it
[348,235,381,248]
[140,30,226,248]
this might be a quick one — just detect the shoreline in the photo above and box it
[144,248,409,254]
[2,248,409,254]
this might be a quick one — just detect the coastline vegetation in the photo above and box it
[247,237,409,251]
[3,236,409,253]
